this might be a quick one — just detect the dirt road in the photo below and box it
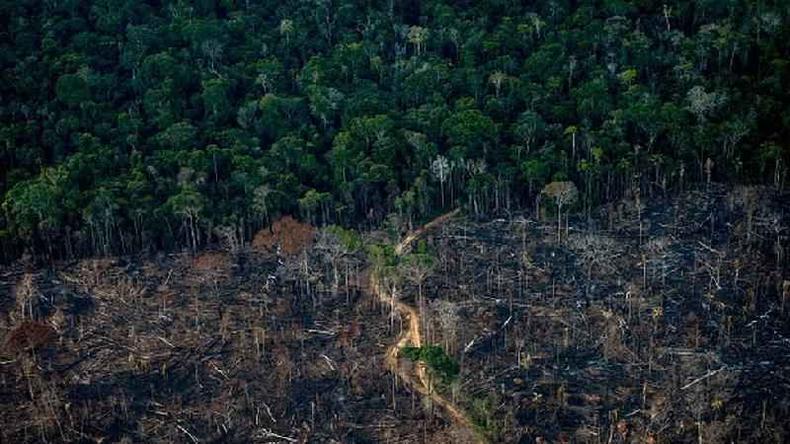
[369,210,484,443]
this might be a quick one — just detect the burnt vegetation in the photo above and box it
[0,217,462,443]
[0,185,787,443]
[401,185,790,442]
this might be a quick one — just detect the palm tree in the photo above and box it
[564,125,578,160]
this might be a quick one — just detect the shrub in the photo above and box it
[402,344,459,382]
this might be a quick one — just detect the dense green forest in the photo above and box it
[1,0,788,260]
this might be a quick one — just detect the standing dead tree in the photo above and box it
[431,300,460,354]
[401,244,436,340]
[566,233,621,298]
[315,226,362,296]
[541,181,579,242]
[253,216,317,301]
[642,236,681,289]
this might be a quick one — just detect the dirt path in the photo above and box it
[370,210,484,443]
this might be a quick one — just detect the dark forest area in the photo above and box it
[1,0,788,261]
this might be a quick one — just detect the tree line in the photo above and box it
[1,0,788,261]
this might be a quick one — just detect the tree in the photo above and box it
[541,181,578,242]
[402,241,436,343]
[686,86,726,123]
[367,243,400,331]
[431,155,451,207]
[573,77,611,122]
[279,19,295,47]
[253,57,284,94]
[166,186,204,253]
[299,188,331,225]
[522,157,550,198]
[407,26,429,56]
[55,73,90,106]
[432,299,460,353]
[758,142,785,191]
[566,233,620,297]
[402,242,435,306]
[201,39,224,75]
[441,109,497,159]
[306,85,344,128]
[514,111,546,157]
[82,187,120,256]
[251,184,273,226]
[488,71,507,98]
[316,225,361,295]
[3,166,71,257]
[153,121,198,149]
[202,78,231,120]
[564,125,579,159]
[525,13,546,39]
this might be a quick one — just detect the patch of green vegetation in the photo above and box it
[325,225,363,251]
[401,344,459,383]
[366,243,398,269]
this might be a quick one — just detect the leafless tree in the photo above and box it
[541,181,579,242]
[566,233,621,296]
[431,299,460,354]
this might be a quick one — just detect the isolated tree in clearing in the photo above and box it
[541,181,579,242]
